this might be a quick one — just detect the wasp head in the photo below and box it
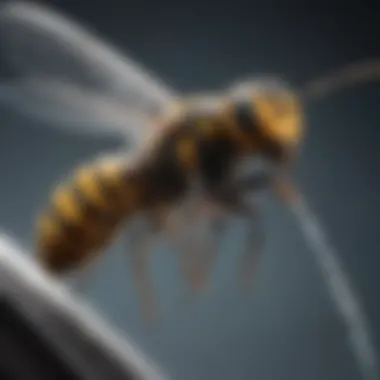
[228,77,305,166]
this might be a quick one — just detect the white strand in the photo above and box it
[291,196,379,380]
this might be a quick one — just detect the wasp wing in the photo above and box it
[0,78,153,146]
[0,1,178,139]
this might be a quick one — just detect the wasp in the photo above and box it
[1,1,380,324]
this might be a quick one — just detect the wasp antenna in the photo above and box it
[301,58,380,103]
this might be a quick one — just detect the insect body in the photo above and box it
[2,1,379,324]
[37,87,303,276]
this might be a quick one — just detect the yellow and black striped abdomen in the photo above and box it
[36,155,147,274]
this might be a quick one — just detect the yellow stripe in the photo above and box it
[98,159,132,199]
[75,166,109,209]
[97,160,124,183]
[37,214,62,242]
[52,185,83,224]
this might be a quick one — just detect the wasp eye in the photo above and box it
[235,100,256,133]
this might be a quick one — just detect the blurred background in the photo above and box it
[0,1,379,379]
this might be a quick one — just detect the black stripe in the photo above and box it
[180,106,238,190]
[194,120,237,189]
[148,134,189,202]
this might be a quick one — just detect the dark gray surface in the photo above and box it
[0,236,168,380]
[0,295,79,380]
[0,1,379,380]
[1,298,82,380]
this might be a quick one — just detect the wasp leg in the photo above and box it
[209,174,269,292]
[231,173,297,291]
[158,200,216,301]
[215,197,264,292]
[272,174,300,205]
[237,208,265,292]
[127,216,161,326]
[191,204,230,293]
[172,230,216,308]
[163,208,202,293]
[181,200,226,294]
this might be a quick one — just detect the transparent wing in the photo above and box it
[0,1,178,139]
[0,78,153,146]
